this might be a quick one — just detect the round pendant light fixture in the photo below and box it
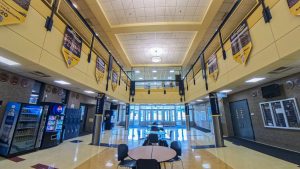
[152,56,161,63]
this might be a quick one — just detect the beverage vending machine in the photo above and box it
[0,102,43,157]
[35,103,65,149]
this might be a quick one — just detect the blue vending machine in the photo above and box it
[36,103,65,149]
[0,102,43,157]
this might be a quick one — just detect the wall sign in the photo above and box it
[62,26,82,68]
[207,53,219,81]
[95,56,105,83]
[111,70,118,92]
[230,21,252,65]
[0,0,32,26]
[287,0,300,15]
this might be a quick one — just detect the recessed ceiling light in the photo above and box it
[196,100,203,102]
[170,70,175,73]
[220,89,232,93]
[139,77,143,80]
[152,57,161,63]
[72,3,78,9]
[135,70,140,73]
[95,33,99,36]
[152,70,157,73]
[246,77,266,83]
[54,80,71,85]
[153,77,157,80]
[0,56,20,66]
[84,90,95,94]
[168,76,172,80]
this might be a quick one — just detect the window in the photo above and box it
[260,98,300,129]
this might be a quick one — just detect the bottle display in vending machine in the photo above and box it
[0,102,43,157]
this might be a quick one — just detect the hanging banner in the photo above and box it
[62,26,82,68]
[207,53,219,81]
[111,70,118,92]
[95,56,105,83]
[0,0,31,26]
[287,0,300,15]
[230,21,252,65]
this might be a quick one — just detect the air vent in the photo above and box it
[268,66,293,74]
[29,71,51,78]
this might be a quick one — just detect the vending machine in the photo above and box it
[0,102,43,157]
[36,103,65,149]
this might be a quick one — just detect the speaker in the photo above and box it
[179,80,185,95]
[130,81,135,96]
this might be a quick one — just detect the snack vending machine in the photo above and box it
[0,102,43,157]
[36,103,65,149]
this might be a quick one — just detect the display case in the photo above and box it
[260,98,300,130]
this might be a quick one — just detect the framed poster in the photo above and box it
[207,53,219,81]
[95,56,105,83]
[287,0,300,15]
[0,0,32,26]
[62,26,82,68]
[260,103,275,127]
[230,21,252,65]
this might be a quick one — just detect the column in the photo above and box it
[125,103,130,130]
[209,93,225,147]
[185,103,191,131]
[92,93,106,145]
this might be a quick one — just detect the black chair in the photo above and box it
[148,134,159,145]
[151,126,160,131]
[169,141,184,169]
[158,140,169,147]
[136,159,161,169]
[117,144,136,169]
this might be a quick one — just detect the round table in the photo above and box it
[128,146,176,162]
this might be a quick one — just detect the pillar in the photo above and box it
[125,103,130,130]
[209,93,225,147]
[92,93,106,145]
[185,103,191,131]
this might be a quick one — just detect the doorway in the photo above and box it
[79,104,88,134]
[229,100,255,140]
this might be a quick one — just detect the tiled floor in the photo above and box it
[0,127,298,169]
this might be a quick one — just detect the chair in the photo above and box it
[151,126,160,131]
[148,134,159,145]
[117,144,136,169]
[169,141,184,169]
[136,159,161,169]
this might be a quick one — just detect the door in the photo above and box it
[229,100,255,140]
[79,104,88,133]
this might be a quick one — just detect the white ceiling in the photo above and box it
[116,31,197,65]
[98,0,212,25]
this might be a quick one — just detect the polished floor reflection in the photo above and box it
[0,127,298,169]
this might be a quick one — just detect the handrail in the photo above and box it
[183,0,242,80]
[64,0,131,81]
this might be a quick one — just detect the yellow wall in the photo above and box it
[133,89,181,104]
[0,1,129,103]
[185,0,300,102]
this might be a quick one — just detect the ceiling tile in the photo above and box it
[116,31,197,65]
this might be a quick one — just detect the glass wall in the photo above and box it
[129,104,186,127]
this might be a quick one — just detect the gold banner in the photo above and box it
[230,21,252,65]
[287,0,300,15]
[95,56,105,83]
[62,26,82,68]
[207,53,219,81]
[0,0,31,26]
[111,70,118,92]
